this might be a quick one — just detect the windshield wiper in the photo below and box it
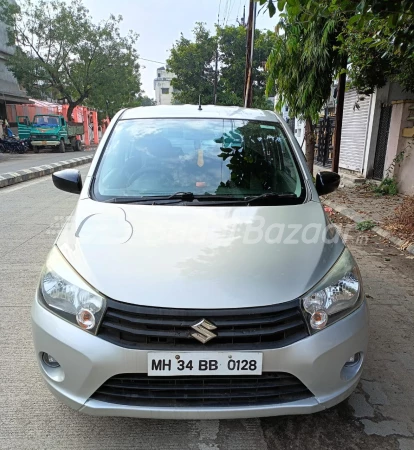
[243,192,297,205]
[103,192,196,204]
[166,191,195,201]
[103,192,298,206]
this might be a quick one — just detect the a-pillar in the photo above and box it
[83,107,90,146]
[92,111,99,144]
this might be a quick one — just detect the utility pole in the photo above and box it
[213,47,218,105]
[332,60,347,173]
[237,5,246,27]
[243,0,257,108]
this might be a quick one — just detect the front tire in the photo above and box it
[59,140,65,153]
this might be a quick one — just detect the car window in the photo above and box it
[93,118,306,202]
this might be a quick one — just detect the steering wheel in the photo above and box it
[126,168,174,188]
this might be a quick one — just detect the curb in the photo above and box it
[0,155,94,188]
[323,198,414,256]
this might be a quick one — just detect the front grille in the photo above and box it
[32,134,54,139]
[91,372,313,407]
[97,299,309,350]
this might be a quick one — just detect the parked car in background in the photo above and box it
[32,105,369,419]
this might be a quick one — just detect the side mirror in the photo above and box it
[52,169,82,194]
[315,171,340,196]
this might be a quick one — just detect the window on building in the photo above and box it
[161,88,170,95]
[158,73,161,77]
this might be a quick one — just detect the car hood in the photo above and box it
[57,199,344,309]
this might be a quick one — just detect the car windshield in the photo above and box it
[93,118,306,204]
[33,116,59,128]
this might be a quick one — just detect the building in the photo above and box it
[307,81,414,194]
[0,0,30,119]
[339,82,414,194]
[154,67,174,105]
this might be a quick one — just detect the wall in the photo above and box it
[294,119,306,153]
[363,82,414,178]
[0,0,29,103]
[154,68,174,105]
[388,100,414,195]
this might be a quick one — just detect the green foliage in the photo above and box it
[167,23,217,105]
[139,96,157,107]
[0,0,142,120]
[258,0,414,93]
[265,17,344,122]
[217,25,275,108]
[166,23,274,108]
[264,10,345,172]
[356,220,376,231]
[373,177,399,196]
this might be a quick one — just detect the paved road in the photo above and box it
[0,149,95,175]
[0,168,413,450]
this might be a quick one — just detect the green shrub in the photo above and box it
[356,220,376,231]
[373,177,399,196]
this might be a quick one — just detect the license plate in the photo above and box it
[148,352,263,376]
[42,141,47,145]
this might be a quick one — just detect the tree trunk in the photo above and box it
[305,118,315,176]
[67,103,75,123]
[332,66,347,173]
[67,97,87,123]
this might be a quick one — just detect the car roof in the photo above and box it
[121,105,280,123]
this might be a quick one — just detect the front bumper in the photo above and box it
[31,293,369,419]
[31,140,59,147]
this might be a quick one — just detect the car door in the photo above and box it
[17,116,31,140]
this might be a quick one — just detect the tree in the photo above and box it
[265,16,345,174]
[139,96,157,107]
[0,0,142,121]
[166,22,274,109]
[217,25,275,108]
[258,0,414,93]
[167,23,217,105]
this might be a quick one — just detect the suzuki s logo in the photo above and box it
[191,319,217,344]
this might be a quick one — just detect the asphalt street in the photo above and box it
[0,165,413,450]
[0,149,95,175]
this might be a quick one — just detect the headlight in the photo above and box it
[39,246,106,333]
[302,248,363,332]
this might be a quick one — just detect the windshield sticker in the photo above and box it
[260,124,276,130]
[197,149,204,167]
[216,130,244,149]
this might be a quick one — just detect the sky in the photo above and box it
[82,0,277,98]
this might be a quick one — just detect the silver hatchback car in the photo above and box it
[32,105,369,419]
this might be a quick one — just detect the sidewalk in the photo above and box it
[0,146,96,174]
[0,146,97,188]
[323,183,414,255]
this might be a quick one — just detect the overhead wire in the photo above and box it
[217,0,222,26]
[226,0,236,25]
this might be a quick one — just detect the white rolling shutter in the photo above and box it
[339,89,372,172]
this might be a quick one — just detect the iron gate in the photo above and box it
[315,116,335,166]
[372,104,392,180]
